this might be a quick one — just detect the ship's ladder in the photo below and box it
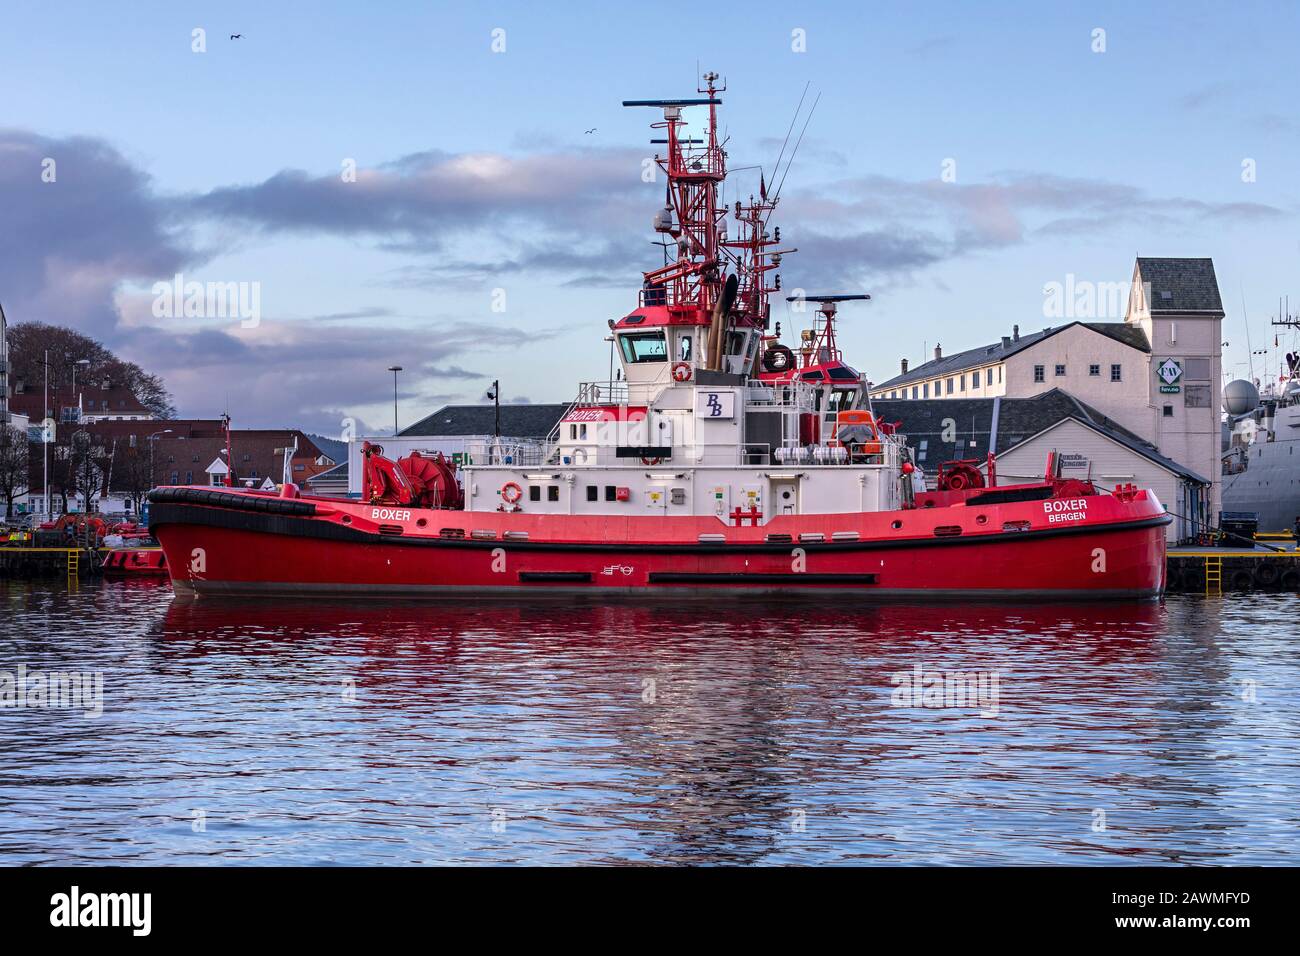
[1203,555,1223,596]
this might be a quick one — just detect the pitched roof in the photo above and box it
[871,388,1208,484]
[400,403,570,438]
[873,321,1149,390]
[1135,257,1224,315]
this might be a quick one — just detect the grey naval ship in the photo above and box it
[1222,354,1300,531]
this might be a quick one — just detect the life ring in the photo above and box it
[1253,561,1280,589]
[761,344,796,373]
[671,361,692,383]
[641,456,663,466]
[501,482,523,504]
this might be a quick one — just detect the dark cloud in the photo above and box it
[0,129,195,337]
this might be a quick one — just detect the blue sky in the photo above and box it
[2,1,1297,433]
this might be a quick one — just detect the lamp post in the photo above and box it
[388,365,403,436]
[147,429,172,500]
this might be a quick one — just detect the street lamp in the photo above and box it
[388,365,403,436]
[147,429,172,496]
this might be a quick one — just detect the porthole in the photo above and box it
[891,520,903,530]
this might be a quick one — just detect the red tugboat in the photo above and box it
[148,76,1169,599]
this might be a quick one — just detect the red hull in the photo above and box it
[148,487,1169,600]
[101,548,169,578]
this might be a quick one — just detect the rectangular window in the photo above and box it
[1184,384,1210,408]
[1110,364,1122,382]
[586,486,598,502]
[547,485,560,502]
[971,372,978,389]
[604,485,617,501]
[618,331,668,364]
[986,368,993,386]
[923,383,929,398]
[959,375,965,392]
[1033,365,1045,383]
[1089,364,1100,376]
[185,471,193,484]
[529,486,541,502]
[946,378,954,394]
[1163,405,1174,417]
[1055,364,1066,376]
[997,366,1003,383]
[911,386,918,399]
[1184,357,1211,380]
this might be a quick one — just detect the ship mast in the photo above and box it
[624,72,789,371]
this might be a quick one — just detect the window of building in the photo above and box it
[946,378,954,395]
[547,486,560,502]
[1055,364,1066,376]
[1163,405,1174,417]
[1184,384,1210,408]
[911,386,919,399]
[586,486,598,502]
[1033,365,1045,383]
[1110,364,1122,382]
[959,375,965,392]
[987,368,993,386]
[923,383,929,398]
[171,471,179,484]
[971,372,978,390]
[529,486,542,502]
[604,485,617,502]
[185,471,193,483]
[997,366,1003,383]
[1184,357,1212,380]
[1089,364,1100,376]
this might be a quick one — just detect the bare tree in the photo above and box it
[66,431,110,513]
[0,424,30,520]
[113,439,153,515]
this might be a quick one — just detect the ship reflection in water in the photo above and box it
[1,582,1296,864]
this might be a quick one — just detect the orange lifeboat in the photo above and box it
[830,410,883,460]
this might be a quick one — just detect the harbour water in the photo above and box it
[1,580,1296,865]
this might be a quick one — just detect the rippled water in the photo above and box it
[1,579,1297,865]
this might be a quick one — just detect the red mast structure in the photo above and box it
[623,71,790,370]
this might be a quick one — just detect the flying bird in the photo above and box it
[230,34,242,40]
[584,128,597,134]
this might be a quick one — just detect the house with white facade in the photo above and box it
[870,257,1224,523]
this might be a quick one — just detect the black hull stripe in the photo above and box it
[149,501,1171,555]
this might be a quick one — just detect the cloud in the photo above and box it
[0,129,195,338]
[3,126,1288,429]
[773,170,1285,288]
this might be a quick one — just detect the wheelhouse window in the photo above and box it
[619,331,668,363]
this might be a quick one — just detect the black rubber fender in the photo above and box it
[1253,561,1281,590]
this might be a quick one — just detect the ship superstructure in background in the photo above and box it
[148,76,1171,598]
[1223,299,1300,530]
